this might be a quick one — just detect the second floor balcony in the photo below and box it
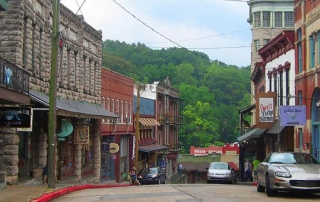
[158,114,183,125]
[0,57,30,94]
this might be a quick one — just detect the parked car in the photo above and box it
[206,162,237,184]
[257,152,320,197]
[138,167,166,185]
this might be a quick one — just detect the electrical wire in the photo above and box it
[75,0,84,15]
[112,0,186,49]
[144,28,251,44]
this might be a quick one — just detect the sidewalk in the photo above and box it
[0,179,131,202]
[0,180,255,202]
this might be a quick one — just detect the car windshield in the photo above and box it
[141,168,158,174]
[269,153,320,164]
[209,163,228,170]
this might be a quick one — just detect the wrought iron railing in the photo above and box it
[0,56,30,93]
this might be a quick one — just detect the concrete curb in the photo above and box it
[30,183,130,202]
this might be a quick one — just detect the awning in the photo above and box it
[239,104,256,114]
[29,90,118,119]
[237,128,266,142]
[139,118,160,128]
[266,119,285,134]
[139,144,167,153]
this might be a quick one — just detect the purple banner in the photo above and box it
[279,106,306,126]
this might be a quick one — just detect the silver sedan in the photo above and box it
[257,152,320,197]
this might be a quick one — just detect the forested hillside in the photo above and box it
[102,39,251,153]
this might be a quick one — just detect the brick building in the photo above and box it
[0,1,117,184]
[294,0,320,160]
[100,68,134,183]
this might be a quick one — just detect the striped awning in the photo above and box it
[139,118,160,128]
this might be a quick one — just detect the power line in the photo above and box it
[144,28,251,44]
[112,0,186,49]
[75,0,84,15]
[148,45,251,50]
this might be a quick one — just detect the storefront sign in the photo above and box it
[109,142,119,154]
[259,97,274,122]
[74,126,89,144]
[0,107,31,127]
[280,105,306,126]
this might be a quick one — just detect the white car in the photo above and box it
[206,162,237,184]
[257,152,320,197]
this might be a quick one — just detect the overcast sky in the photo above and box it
[60,0,252,67]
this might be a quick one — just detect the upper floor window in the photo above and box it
[284,12,294,27]
[310,35,315,69]
[298,91,303,105]
[254,40,260,53]
[297,28,303,73]
[318,32,320,65]
[274,12,283,27]
[263,39,270,45]
[254,12,261,27]
[262,12,270,27]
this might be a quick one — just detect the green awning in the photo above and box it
[237,128,266,142]
[266,119,285,134]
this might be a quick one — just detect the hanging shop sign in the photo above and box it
[279,105,306,126]
[74,126,89,144]
[0,107,31,127]
[109,142,119,154]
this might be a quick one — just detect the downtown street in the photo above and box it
[51,183,320,202]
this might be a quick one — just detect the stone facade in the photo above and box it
[0,0,107,184]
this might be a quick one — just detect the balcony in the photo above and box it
[167,143,183,152]
[0,57,30,93]
[158,114,183,125]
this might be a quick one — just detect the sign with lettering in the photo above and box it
[280,105,306,126]
[74,126,90,144]
[259,97,274,122]
[0,107,31,127]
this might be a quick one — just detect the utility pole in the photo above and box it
[134,83,140,171]
[48,0,59,189]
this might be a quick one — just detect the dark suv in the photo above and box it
[138,167,166,185]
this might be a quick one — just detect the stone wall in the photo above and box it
[0,0,104,184]
[0,128,19,184]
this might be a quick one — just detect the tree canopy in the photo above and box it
[102,39,251,153]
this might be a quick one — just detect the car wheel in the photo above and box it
[266,175,276,197]
[256,179,265,192]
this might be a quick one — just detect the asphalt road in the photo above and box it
[51,183,320,202]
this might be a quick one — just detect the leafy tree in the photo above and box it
[101,39,251,153]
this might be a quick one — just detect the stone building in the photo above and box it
[0,0,117,184]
